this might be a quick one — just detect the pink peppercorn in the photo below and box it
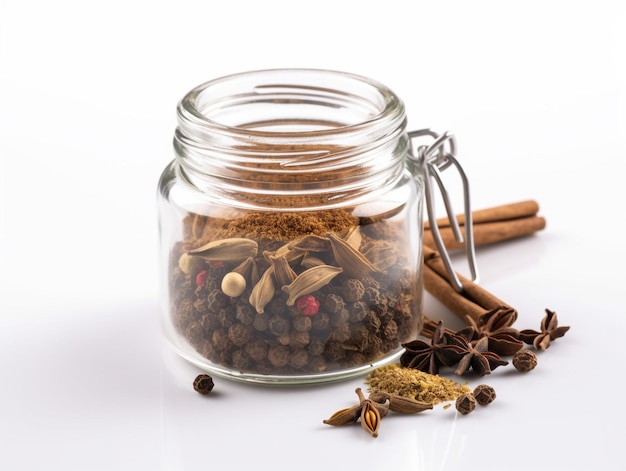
[195,269,208,287]
[296,295,320,316]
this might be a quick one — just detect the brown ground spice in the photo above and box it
[365,364,471,404]
[218,210,359,241]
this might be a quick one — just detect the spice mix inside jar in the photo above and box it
[157,69,425,384]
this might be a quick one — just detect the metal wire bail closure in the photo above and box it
[408,129,479,292]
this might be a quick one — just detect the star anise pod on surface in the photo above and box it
[448,334,509,376]
[477,306,518,332]
[451,307,523,357]
[400,321,465,374]
[485,331,524,356]
[475,307,524,356]
[519,308,570,350]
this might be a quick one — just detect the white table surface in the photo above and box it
[2,1,625,469]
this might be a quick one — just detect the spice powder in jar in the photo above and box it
[157,69,425,384]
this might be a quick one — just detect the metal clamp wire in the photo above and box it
[408,129,479,292]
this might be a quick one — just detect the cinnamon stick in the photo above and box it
[424,199,540,228]
[423,200,545,250]
[422,245,514,325]
[424,216,546,250]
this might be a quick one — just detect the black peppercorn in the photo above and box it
[455,393,476,415]
[288,349,310,369]
[330,322,351,342]
[267,294,288,315]
[291,330,310,348]
[325,294,345,314]
[307,336,326,356]
[193,297,207,314]
[200,313,219,333]
[193,374,214,394]
[292,315,312,332]
[267,345,289,368]
[309,356,327,373]
[200,339,217,361]
[185,321,204,345]
[342,279,365,302]
[268,315,290,337]
[216,308,235,328]
[252,313,269,331]
[361,276,380,290]
[212,328,230,350]
[363,287,382,305]
[325,341,347,361]
[228,323,252,347]
[231,349,250,370]
[349,323,370,350]
[235,304,254,325]
[206,289,228,310]
[329,308,350,327]
[513,349,537,372]
[177,299,195,326]
[473,384,496,406]
[245,339,268,362]
[365,311,382,331]
[349,301,369,322]
[311,311,330,330]
[382,319,398,340]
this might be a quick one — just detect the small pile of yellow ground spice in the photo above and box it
[365,364,471,405]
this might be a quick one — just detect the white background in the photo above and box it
[1,1,625,469]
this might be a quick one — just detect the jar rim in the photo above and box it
[177,68,405,140]
[173,68,409,210]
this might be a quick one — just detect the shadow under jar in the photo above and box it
[157,69,425,384]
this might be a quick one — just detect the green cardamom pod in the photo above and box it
[287,234,331,253]
[269,255,297,287]
[248,267,275,314]
[327,232,383,278]
[282,265,343,306]
[188,238,258,262]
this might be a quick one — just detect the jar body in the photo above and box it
[157,69,425,384]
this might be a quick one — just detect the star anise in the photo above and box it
[453,307,523,357]
[477,306,518,331]
[447,334,509,376]
[400,321,465,374]
[476,307,524,356]
[519,308,570,350]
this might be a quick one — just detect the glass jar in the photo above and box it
[157,69,425,384]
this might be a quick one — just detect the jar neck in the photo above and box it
[173,69,408,210]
